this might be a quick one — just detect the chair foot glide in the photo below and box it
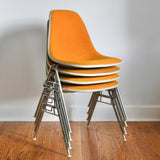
[33,137,37,141]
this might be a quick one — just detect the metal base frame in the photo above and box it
[87,88,128,141]
[33,65,72,157]
[33,64,128,157]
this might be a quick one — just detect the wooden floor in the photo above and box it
[0,122,160,160]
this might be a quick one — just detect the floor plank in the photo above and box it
[0,122,160,160]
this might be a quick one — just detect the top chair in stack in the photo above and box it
[33,10,128,157]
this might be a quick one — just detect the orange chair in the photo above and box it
[33,10,127,157]
[49,10,121,68]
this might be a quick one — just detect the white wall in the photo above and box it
[0,0,160,121]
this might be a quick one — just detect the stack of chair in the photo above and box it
[33,10,128,157]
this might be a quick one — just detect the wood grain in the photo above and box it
[0,122,160,160]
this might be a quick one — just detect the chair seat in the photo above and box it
[60,74,119,84]
[62,81,118,92]
[49,54,121,68]
[58,66,120,76]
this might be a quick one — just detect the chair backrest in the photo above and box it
[48,10,99,64]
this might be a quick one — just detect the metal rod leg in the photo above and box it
[47,66,72,157]
[34,68,54,118]
[55,90,72,142]
[34,102,43,126]
[59,98,72,141]
[113,88,128,128]
[54,83,71,135]
[57,107,72,157]
[87,92,97,114]
[58,91,72,135]
[116,88,128,122]
[113,103,127,141]
[59,92,72,133]
[33,110,44,140]
[34,109,43,133]
[34,104,43,129]
[87,92,100,126]
[114,88,128,127]
[87,92,100,115]
[88,92,97,108]
[34,88,50,119]
[54,67,72,134]
[54,89,72,157]
[34,95,48,126]
[113,89,125,124]
[114,91,126,122]
[87,92,100,119]
[112,90,127,135]
[34,96,48,139]
[57,105,71,145]
[87,93,97,117]
[34,93,43,118]
[109,90,127,141]
[88,92,94,107]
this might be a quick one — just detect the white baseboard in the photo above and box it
[68,104,160,121]
[0,97,160,121]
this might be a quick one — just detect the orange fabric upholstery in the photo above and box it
[59,66,120,76]
[49,10,121,67]
[60,74,119,83]
[62,81,118,92]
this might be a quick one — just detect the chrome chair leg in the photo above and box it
[34,95,46,129]
[87,92,98,115]
[54,66,72,156]
[108,89,127,141]
[88,92,97,108]
[112,89,127,131]
[58,93,72,141]
[34,100,42,125]
[55,91,72,156]
[87,92,100,126]
[34,93,43,118]
[33,71,55,139]
[112,90,126,123]
[57,106,71,150]
[54,66,72,134]
[33,65,72,157]
[112,89,127,135]
[54,89,71,142]
[115,88,128,126]
[56,88,71,135]
[87,93,97,125]
[87,92,99,117]
[33,109,44,140]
